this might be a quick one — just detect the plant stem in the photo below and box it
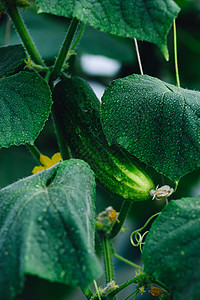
[51,108,72,160]
[107,275,169,299]
[173,19,180,87]
[26,143,41,164]
[134,38,144,75]
[101,235,114,283]
[6,2,44,66]
[91,273,169,299]
[107,277,139,298]
[49,18,83,157]
[50,18,79,82]
[25,60,49,72]
[113,252,142,270]
[70,22,86,52]
[124,290,137,300]
[108,201,132,239]
[93,280,102,300]
[107,273,150,299]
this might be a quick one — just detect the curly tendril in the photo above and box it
[130,212,161,253]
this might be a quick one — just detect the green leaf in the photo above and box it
[0,71,52,148]
[101,74,200,182]
[142,197,200,300]
[36,0,180,58]
[0,44,26,78]
[0,159,101,299]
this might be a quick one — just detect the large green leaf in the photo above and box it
[0,159,101,299]
[101,74,200,182]
[142,197,200,300]
[0,45,26,78]
[0,71,52,147]
[36,0,180,58]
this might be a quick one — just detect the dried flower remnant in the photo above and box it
[97,206,119,225]
[149,185,174,202]
[106,206,119,223]
[102,280,119,293]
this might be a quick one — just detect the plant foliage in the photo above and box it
[101,74,200,182]
[0,71,52,148]
[36,0,180,58]
[142,197,200,299]
[0,44,26,77]
[0,159,101,299]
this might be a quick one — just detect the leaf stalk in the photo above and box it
[173,19,180,87]
[6,2,45,66]
[112,252,142,270]
[26,143,41,164]
[50,18,79,82]
[101,235,114,283]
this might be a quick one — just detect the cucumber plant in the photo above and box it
[0,0,199,299]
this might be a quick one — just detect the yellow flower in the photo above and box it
[148,285,164,296]
[32,153,62,174]
[139,286,146,295]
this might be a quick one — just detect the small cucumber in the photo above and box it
[53,77,154,201]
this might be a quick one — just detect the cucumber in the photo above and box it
[53,77,154,201]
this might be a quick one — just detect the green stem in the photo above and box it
[44,69,51,82]
[92,274,166,299]
[107,277,169,299]
[125,290,138,300]
[70,22,86,52]
[101,236,114,283]
[25,60,49,72]
[26,143,41,164]
[108,201,132,239]
[91,274,169,300]
[51,108,72,160]
[113,252,142,270]
[6,2,44,66]
[107,274,148,298]
[50,18,79,82]
[93,280,102,300]
[173,19,180,87]
[49,19,83,157]
[107,277,138,298]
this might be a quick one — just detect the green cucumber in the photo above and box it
[53,76,154,201]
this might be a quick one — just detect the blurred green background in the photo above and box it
[0,0,200,299]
